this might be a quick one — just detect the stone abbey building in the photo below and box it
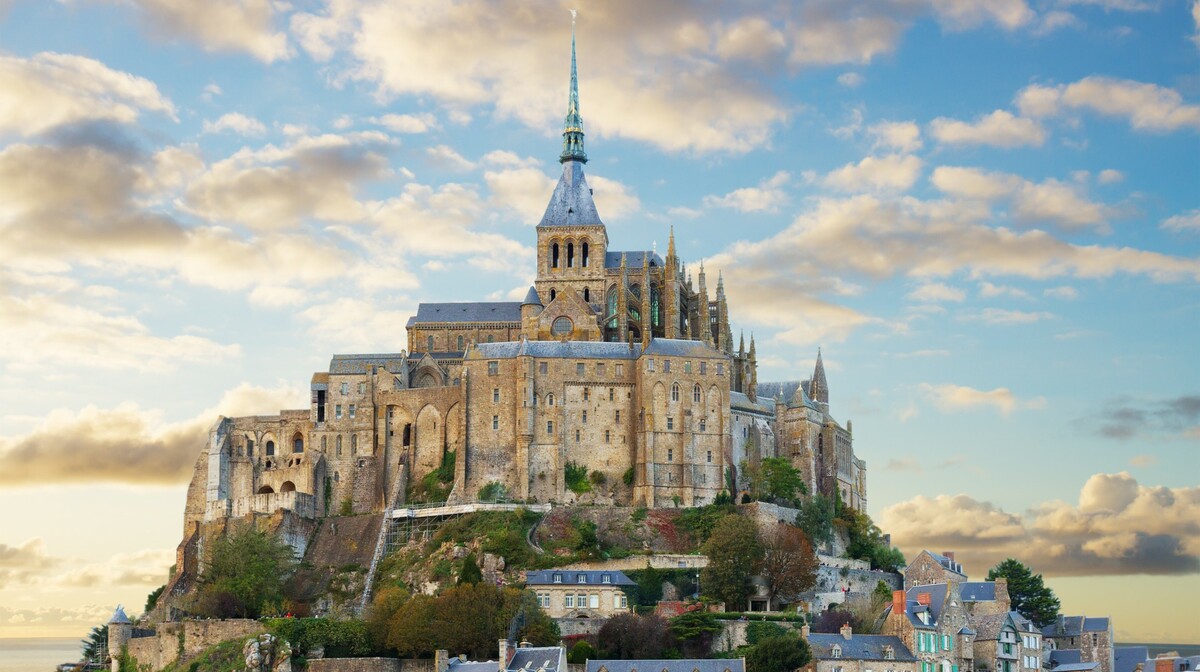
[181,30,868,543]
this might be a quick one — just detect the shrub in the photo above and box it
[568,640,596,664]
[565,462,591,494]
[630,506,648,523]
[622,467,635,486]
[478,481,507,501]
[589,470,606,485]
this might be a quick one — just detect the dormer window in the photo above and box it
[553,573,562,584]
[832,645,842,658]
[577,574,587,584]
[885,646,895,660]
[602,574,611,584]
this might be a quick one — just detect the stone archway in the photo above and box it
[414,404,444,480]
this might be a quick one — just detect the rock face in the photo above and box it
[243,633,292,672]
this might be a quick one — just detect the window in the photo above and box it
[685,361,692,373]
[583,287,590,302]
[667,417,674,430]
[647,359,655,372]
[885,647,895,660]
[492,415,499,430]
[547,421,554,433]
[700,361,707,374]
[493,388,500,403]
[597,364,605,375]
[552,242,560,268]
[427,335,434,351]
[293,435,303,453]
[583,388,590,401]
[716,363,724,375]
[351,434,357,455]
[582,410,588,423]
[832,646,841,658]
[358,382,366,394]
[693,384,702,402]
[547,394,555,406]
[247,439,254,456]
[488,361,498,375]
[944,635,951,650]
[602,574,611,584]
[486,334,493,343]
[538,593,550,608]
[671,383,680,402]
[576,362,585,376]
[615,410,621,422]
[348,404,356,418]
[336,435,342,456]
[707,450,712,463]
[663,360,671,373]
[552,317,574,336]
[539,361,548,375]
[457,335,464,350]
[335,405,343,419]
[575,429,581,442]
[589,594,599,609]
[700,419,706,431]
[266,440,275,456]
[605,430,611,443]
[577,575,587,584]
[341,383,349,395]
[565,594,574,608]
[616,363,623,375]
[553,573,562,583]
[667,448,673,461]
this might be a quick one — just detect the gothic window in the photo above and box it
[457,335,464,350]
[351,434,357,455]
[629,283,641,300]
[693,384,702,403]
[336,435,343,456]
[403,424,412,446]
[427,335,434,351]
[606,287,617,317]
[567,242,575,268]
[247,438,254,456]
[671,383,680,402]
[583,287,590,302]
[552,243,560,268]
[651,285,661,328]
[550,289,557,301]
[582,241,589,267]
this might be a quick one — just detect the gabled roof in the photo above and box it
[471,340,642,360]
[1044,615,1108,638]
[974,611,1037,640]
[407,302,523,327]
[447,660,496,672]
[538,160,603,227]
[1082,617,1110,633]
[604,250,663,269]
[507,646,565,672]
[905,582,996,622]
[586,661,746,672]
[525,569,636,587]
[642,338,725,358]
[808,634,916,661]
[730,391,775,415]
[1114,647,1151,672]
[329,353,407,374]
[1053,650,1083,666]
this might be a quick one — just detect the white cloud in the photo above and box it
[589,175,642,220]
[930,110,1046,147]
[124,0,290,62]
[869,121,923,153]
[919,382,1045,415]
[202,112,267,136]
[824,154,922,193]
[928,0,1035,30]
[1033,10,1083,36]
[702,171,790,213]
[908,283,966,303]
[425,144,476,172]
[1097,169,1124,185]
[1016,77,1200,132]
[371,113,438,134]
[1044,285,1079,299]
[1161,209,1200,232]
[714,16,786,62]
[979,281,1030,299]
[0,52,176,136]
[969,307,1055,325]
[1057,0,1157,10]
[299,298,417,352]
[837,72,865,88]
[931,166,1117,231]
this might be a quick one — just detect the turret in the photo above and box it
[716,270,731,354]
[640,254,652,346]
[520,285,542,339]
[747,334,758,402]
[664,226,679,339]
[108,605,132,671]
[810,348,829,406]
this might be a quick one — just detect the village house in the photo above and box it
[804,623,919,672]
[525,570,635,619]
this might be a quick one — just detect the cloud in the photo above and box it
[965,307,1055,325]
[1016,77,1200,132]
[1162,209,1200,232]
[370,113,438,133]
[703,171,790,213]
[202,112,267,136]
[979,281,1030,299]
[931,166,1117,231]
[124,0,290,62]
[908,282,966,303]
[0,382,306,486]
[0,52,176,137]
[299,298,418,352]
[928,0,1035,30]
[54,548,174,589]
[880,473,1200,576]
[1044,285,1078,299]
[1057,0,1157,10]
[824,154,923,193]
[1129,454,1158,467]
[869,121,923,153]
[714,16,787,62]
[919,382,1044,415]
[837,72,865,88]
[1079,395,1200,440]
[425,144,476,172]
[589,175,642,220]
[1097,169,1124,185]
[0,539,60,589]
[930,110,1046,147]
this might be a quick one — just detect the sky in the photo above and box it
[0,0,1197,645]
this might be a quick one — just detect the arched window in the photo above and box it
[321,436,327,451]
[550,289,556,301]
[700,419,706,432]
[552,316,573,336]
[567,242,575,268]
[671,383,680,402]
[552,242,560,268]
[457,335,464,350]
[351,434,358,455]
[293,432,304,453]
[280,481,296,492]
[487,334,494,343]
[336,435,343,456]
[651,285,661,329]
[547,393,555,406]
[265,440,275,456]
[257,485,274,494]
[583,287,590,302]
[333,471,340,482]
[606,287,617,316]
[693,384,702,403]
[246,437,254,457]
[581,241,589,267]
[426,335,434,351]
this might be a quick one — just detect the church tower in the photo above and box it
[534,15,608,316]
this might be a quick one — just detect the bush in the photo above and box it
[478,481,507,501]
[622,467,635,486]
[746,635,812,672]
[630,506,648,523]
[194,526,297,619]
[747,621,788,645]
[565,462,591,494]
[264,617,374,658]
[568,640,596,664]
[589,470,606,485]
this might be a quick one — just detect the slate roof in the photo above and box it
[586,661,746,672]
[1043,616,1109,638]
[1082,617,1110,632]
[1055,664,1101,671]
[604,250,664,269]
[1052,650,1083,666]
[329,354,407,374]
[472,340,642,360]
[407,302,523,327]
[974,612,1037,640]
[906,582,996,622]
[108,605,131,625]
[447,660,496,672]
[525,569,637,587]
[508,646,565,671]
[807,634,916,661]
[642,338,725,358]
[539,160,604,227]
[755,380,821,411]
[730,391,775,415]
[522,286,543,306]
[1114,647,1150,672]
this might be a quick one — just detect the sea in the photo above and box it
[0,638,85,672]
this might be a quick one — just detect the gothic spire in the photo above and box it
[560,11,587,164]
[667,225,676,259]
[810,347,829,405]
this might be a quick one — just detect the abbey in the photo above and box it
[181,30,867,542]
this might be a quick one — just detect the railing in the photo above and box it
[358,505,393,615]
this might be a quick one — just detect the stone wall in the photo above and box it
[557,617,606,637]
[308,658,404,672]
[712,619,804,652]
[126,619,265,671]
[559,553,709,571]
[807,566,902,612]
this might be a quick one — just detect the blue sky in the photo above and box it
[0,0,1196,642]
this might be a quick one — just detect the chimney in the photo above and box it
[801,624,811,639]
[498,639,511,672]
[943,552,955,562]
[893,590,907,615]
[994,578,1010,611]
[917,592,931,606]
[435,650,450,672]
[1156,659,1174,672]
[841,623,853,640]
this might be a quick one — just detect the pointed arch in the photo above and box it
[292,431,304,453]
[581,240,590,267]
[414,404,444,480]
[551,242,560,269]
[671,383,680,403]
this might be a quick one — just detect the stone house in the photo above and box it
[905,551,968,589]
[804,623,919,672]
[1042,617,1115,672]
[525,569,635,619]
[435,640,566,672]
[972,612,1042,672]
[587,662,746,672]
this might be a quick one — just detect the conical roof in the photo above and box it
[521,286,542,306]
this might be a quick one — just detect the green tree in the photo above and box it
[837,506,904,572]
[669,610,723,658]
[760,457,806,504]
[459,553,483,585]
[144,585,165,613]
[597,613,674,659]
[633,563,664,605]
[387,594,437,657]
[760,524,819,607]
[746,635,811,672]
[987,558,1061,628]
[81,624,108,663]
[700,514,763,610]
[568,640,596,664]
[195,526,297,618]
[795,494,835,546]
